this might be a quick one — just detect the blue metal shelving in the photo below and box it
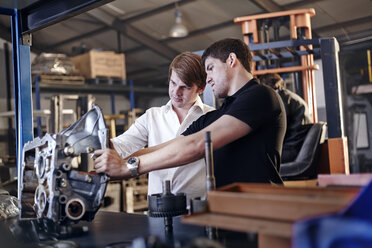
[0,0,114,197]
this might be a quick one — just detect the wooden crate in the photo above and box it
[100,181,123,213]
[70,51,126,80]
[183,183,361,248]
[124,174,148,213]
[124,174,148,188]
[207,183,359,222]
[125,185,148,213]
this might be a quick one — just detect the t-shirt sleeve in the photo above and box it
[225,86,280,130]
[182,116,204,136]
[182,111,215,136]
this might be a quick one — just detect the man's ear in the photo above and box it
[227,53,238,68]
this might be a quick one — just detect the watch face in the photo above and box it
[128,157,136,164]
[127,157,139,176]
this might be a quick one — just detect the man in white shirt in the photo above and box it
[110,52,214,201]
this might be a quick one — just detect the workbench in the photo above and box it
[71,211,205,247]
[0,211,253,248]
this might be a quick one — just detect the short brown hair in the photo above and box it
[259,73,284,90]
[202,38,253,73]
[168,52,206,89]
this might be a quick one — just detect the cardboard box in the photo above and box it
[71,51,126,80]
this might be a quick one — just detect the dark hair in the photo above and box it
[168,52,206,89]
[201,38,253,73]
[259,73,284,90]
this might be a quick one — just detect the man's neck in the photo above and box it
[172,101,195,124]
[228,70,253,96]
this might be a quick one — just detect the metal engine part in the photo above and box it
[18,104,109,225]
[148,180,187,233]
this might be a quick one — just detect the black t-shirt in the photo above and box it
[182,78,286,187]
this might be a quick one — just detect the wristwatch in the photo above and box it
[126,157,140,177]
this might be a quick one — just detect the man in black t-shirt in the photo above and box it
[94,38,286,187]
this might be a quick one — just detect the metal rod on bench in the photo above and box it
[204,131,217,239]
[205,131,215,192]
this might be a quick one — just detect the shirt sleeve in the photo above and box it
[111,111,149,158]
[182,117,203,136]
[182,110,217,136]
[225,86,280,130]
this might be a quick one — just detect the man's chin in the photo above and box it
[171,101,183,107]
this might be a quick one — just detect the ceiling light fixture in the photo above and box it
[169,3,188,38]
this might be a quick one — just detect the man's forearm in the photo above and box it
[126,138,175,158]
[137,133,205,174]
[96,115,251,179]
[136,115,252,175]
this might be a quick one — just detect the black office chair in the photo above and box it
[280,122,327,180]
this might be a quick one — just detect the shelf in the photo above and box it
[33,83,168,95]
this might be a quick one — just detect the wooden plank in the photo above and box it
[182,212,292,238]
[207,183,359,222]
[318,173,372,187]
[283,179,317,187]
[234,9,315,23]
[36,74,85,85]
[259,234,291,248]
[216,183,358,198]
[328,137,350,174]
[253,65,319,75]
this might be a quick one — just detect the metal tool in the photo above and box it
[190,131,215,213]
[189,131,218,239]
[205,131,216,192]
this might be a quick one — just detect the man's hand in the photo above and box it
[93,148,130,178]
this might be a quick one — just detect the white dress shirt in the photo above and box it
[111,96,214,202]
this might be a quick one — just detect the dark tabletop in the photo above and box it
[0,211,254,248]
[0,211,206,248]
[70,211,207,247]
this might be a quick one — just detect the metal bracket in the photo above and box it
[22,33,32,46]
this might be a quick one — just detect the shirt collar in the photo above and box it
[193,95,204,111]
[165,100,173,112]
[165,95,204,113]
